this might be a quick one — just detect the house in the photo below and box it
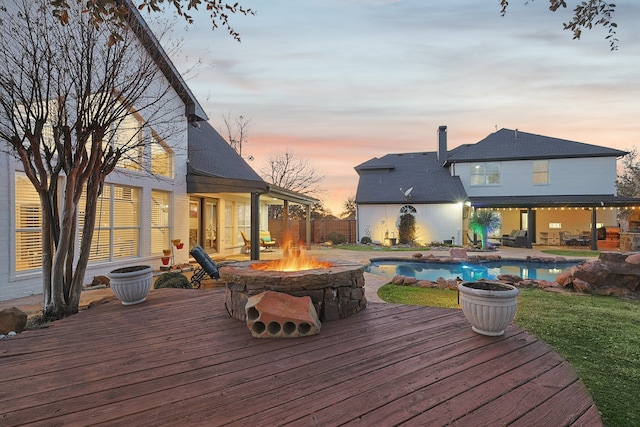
[355,126,640,248]
[0,2,314,301]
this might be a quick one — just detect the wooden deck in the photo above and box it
[0,288,602,426]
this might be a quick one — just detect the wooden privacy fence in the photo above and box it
[267,219,357,244]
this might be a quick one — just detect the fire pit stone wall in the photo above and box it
[221,260,367,322]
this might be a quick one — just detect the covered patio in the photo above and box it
[469,194,640,250]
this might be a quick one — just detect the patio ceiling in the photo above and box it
[468,194,640,209]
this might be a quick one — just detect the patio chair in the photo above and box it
[240,231,251,253]
[259,230,277,251]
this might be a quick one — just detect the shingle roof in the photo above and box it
[447,128,628,162]
[187,121,266,187]
[354,152,467,204]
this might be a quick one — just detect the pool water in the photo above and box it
[366,260,579,282]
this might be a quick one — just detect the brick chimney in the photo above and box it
[437,125,447,164]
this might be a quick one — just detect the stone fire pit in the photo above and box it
[221,260,367,322]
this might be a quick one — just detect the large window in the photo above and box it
[533,160,549,185]
[151,190,171,254]
[150,134,174,178]
[114,111,143,171]
[78,184,140,262]
[470,162,500,186]
[15,174,42,271]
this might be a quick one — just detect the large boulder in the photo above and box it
[572,260,610,287]
[569,252,640,296]
[245,291,321,338]
[0,307,28,334]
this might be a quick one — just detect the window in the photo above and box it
[236,202,250,245]
[78,184,140,261]
[533,160,549,185]
[549,222,562,229]
[399,205,417,215]
[151,190,171,254]
[224,204,233,245]
[15,99,60,152]
[15,174,43,271]
[150,134,174,178]
[113,108,143,171]
[470,162,500,186]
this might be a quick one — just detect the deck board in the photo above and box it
[0,288,601,426]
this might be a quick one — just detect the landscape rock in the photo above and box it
[412,253,423,259]
[497,274,522,285]
[572,278,593,293]
[435,277,449,289]
[245,291,321,338]
[416,280,434,288]
[449,248,468,260]
[392,275,407,285]
[555,272,573,287]
[625,253,640,266]
[91,275,110,287]
[0,307,28,334]
[403,277,418,286]
[536,280,560,289]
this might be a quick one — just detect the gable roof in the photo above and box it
[355,152,467,204]
[187,121,268,193]
[447,128,628,163]
[124,0,207,121]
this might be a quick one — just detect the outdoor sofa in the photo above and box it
[501,230,528,247]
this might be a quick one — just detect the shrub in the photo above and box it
[154,272,191,289]
[325,232,347,245]
[398,213,416,244]
[360,236,372,244]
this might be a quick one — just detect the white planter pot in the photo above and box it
[458,281,519,336]
[108,265,153,305]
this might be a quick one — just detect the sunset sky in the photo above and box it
[156,0,640,215]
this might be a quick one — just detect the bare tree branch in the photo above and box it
[260,148,325,197]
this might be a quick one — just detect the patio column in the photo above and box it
[250,192,261,260]
[591,208,598,251]
[305,204,312,249]
[527,207,533,248]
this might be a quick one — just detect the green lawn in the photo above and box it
[378,284,640,427]
[337,244,432,252]
[541,249,600,257]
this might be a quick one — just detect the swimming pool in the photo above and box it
[365,259,580,282]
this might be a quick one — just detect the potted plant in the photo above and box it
[458,280,519,336]
[468,209,501,250]
[108,265,154,305]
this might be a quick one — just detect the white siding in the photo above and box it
[357,203,463,245]
[458,157,618,197]
[0,73,190,302]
